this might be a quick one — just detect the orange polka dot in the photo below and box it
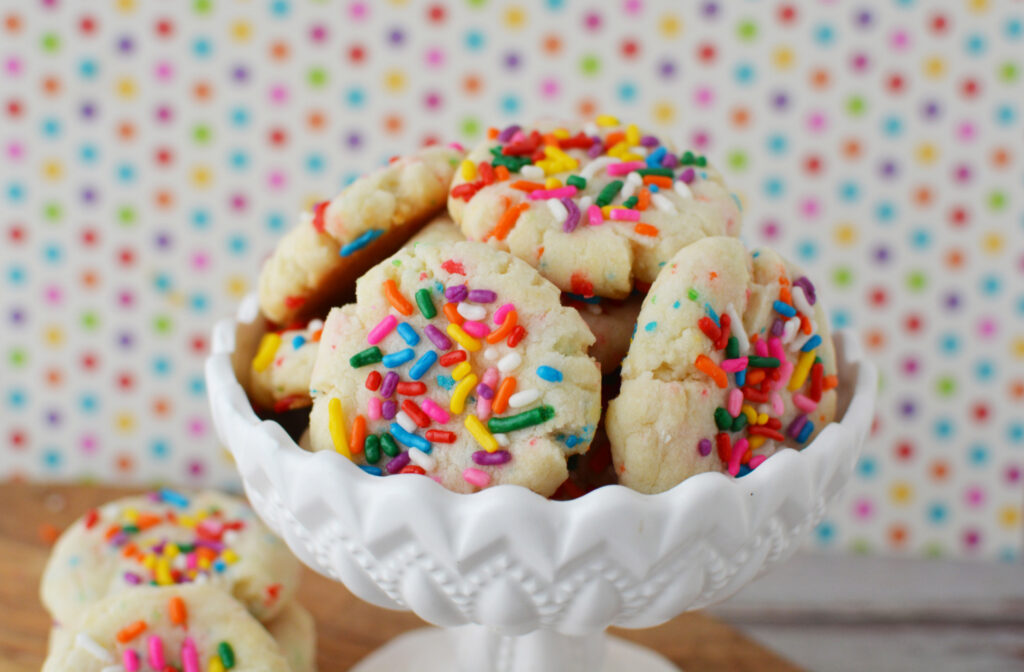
[944,248,965,269]
[463,74,482,95]
[991,147,1010,169]
[912,185,933,207]
[46,368,63,387]
[4,13,22,32]
[578,98,597,118]
[542,33,561,54]
[81,270,99,289]
[152,397,172,417]
[865,328,885,350]
[116,454,135,473]
[307,109,326,131]
[42,75,61,95]
[193,81,212,101]
[887,523,908,548]
[118,121,135,141]
[383,114,403,134]
[930,459,950,482]
[154,190,174,209]
[730,106,750,128]
[1009,380,1024,401]
[810,68,830,89]
[842,138,862,160]
[270,40,289,61]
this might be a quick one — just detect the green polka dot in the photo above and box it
[936,375,957,397]
[307,67,328,88]
[727,150,748,171]
[579,54,601,76]
[906,270,927,291]
[987,190,1006,211]
[80,311,100,331]
[845,95,867,117]
[193,0,213,14]
[998,61,1018,83]
[850,538,871,555]
[8,348,27,368]
[118,206,137,227]
[460,117,481,139]
[737,19,758,41]
[192,124,212,144]
[43,202,63,223]
[832,266,853,288]
[41,33,61,53]
[923,542,944,559]
[153,315,173,334]
[466,0,486,7]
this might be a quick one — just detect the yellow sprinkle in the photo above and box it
[607,141,628,157]
[595,114,620,127]
[450,374,478,414]
[756,412,769,425]
[788,349,817,391]
[601,205,614,218]
[748,435,767,450]
[328,397,351,458]
[460,159,477,181]
[535,159,561,175]
[625,123,640,147]
[741,405,758,425]
[141,554,157,570]
[544,177,562,190]
[163,543,179,558]
[552,128,570,139]
[543,145,572,162]
[198,557,211,570]
[155,558,173,585]
[209,656,226,672]
[452,361,472,381]
[252,333,281,372]
[465,415,499,452]
[179,515,196,529]
[619,152,644,162]
[195,510,209,522]
[222,549,239,564]
[446,323,481,351]
[123,508,138,523]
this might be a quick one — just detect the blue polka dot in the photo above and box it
[882,115,903,137]
[939,332,960,355]
[266,212,286,232]
[964,32,987,55]
[733,62,756,85]
[501,94,521,115]
[814,23,836,46]
[974,359,995,382]
[999,548,1019,563]
[545,0,565,9]
[763,176,785,199]
[152,356,172,376]
[996,103,1016,126]
[79,393,99,414]
[1016,294,1024,316]
[766,133,788,155]
[1004,17,1021,40]
[116,162,136,183]
[192,36,213,58]
[1008,421,1024,444]
[191,209,211,230]
[188,376,206,397]
[7,265,27,285]
[345,86,366,107]
[6,388,27,408]
[41,117,61,138]
[78,58,98,79]
[980,274,1001,296]
[831,308,851,330]
[43,244,63,264]
[189,293,209,312]
[227,234,248,255]
[230,107,250,127]
[814,520,835,545]
[42,448,62,470]
[153,273,173,293]
[6,182,25,203]
[79,143,99,163]
[269,0,290,17]
[857,455,877,478]
[934,417,955,439]
[969,443,989,466]
[229,149,249,171]
[617,81,638,102]
[150,438,170,459]
[927,501,948,524]
[838,181,860,203]
[796,239,818,262]
[465,29,486,51]
[306,153,325,174]
[874,200,897,224]
[909,227,931,249]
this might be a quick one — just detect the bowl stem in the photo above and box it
[454,625,606,672]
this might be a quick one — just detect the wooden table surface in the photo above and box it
[0,483,801,672]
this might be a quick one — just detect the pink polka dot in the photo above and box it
[901,357,919,375]
[761,220,780,240]
[310,25,328,42]
[540,77,560,99]
[187,459,205,478]
[962,528,981,549]
[267,170,286,190]
[806,110,828,133]
[800,197,821,219]
[80,434,98,454]
[154,61,174,81]
[694,86,715,108]
[349,2,368,20]
[118,290,134,307]
[976,317,997,339]
[623,0,643,14]
[230,193,248,212]
[1005,464,1021,484]
[853,498,875,520]
[269,84,289,104]
[690,130,711,151]
[190,252,210,271]
[890,29,911,50]
[44,285,63,305]
[187,417,206,437]
[956,121,976,142]
[423,90,443,109]
[5,57,22,75]
[6,142,23,160]
[953,163,972,183]
[425,47,445,67]
[964,485,985,507]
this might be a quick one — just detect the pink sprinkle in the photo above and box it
[749,455,767,469]
[609,207,640,221]
[728,438,748,476]
[367,315,398,345]
[792,393,817,413]
[368,397,382,421]
[463,467,491,488]
[587,205,603,225]
[754,340,769,357]
[181,638,199,672]
[527,186,577,200]
[727,389,743,417]
[493,303,515,325]
[186,552,197,570]
[606,160,645,176]
[771,393,785,416]
[477,368,499,421]
[775,361,794,390]
[124,649,140,672]
[767,336,785,361]
[448,141,465,152]
[462,320,489,338]
[421,398,450,424]
[721,357,748,373]
[148,636,165,669]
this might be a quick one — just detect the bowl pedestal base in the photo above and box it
[350,626,681,672]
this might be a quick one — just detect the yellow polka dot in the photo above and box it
[388,0,408,4]
[43,159,64,181]
[116,0,136,12]
[504,6,526,29]
[834,222,858,246]
[44,325,64,347]
[384,69,406,92]
[116,77,137,99]
[999,505,1020,529]
[915,142,939,165]
[116,411,136,434]
[168,291,186,308]
[1012,336,1024,360]
[772,46,795,70]
[981,231,1004,255]
[191,165,213,188]
[967,0,989,13]
[226,274,249,299]
[889,481,913,505]
[231,20,252,42]
[653,101,675,125]
[923,55,946,79]
[659,13,682,38]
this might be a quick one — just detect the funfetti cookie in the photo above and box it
[606,237,839,494]
[258,144,463,325]
[307,240,602,496]
[41,490,301,626]
[447,116,742,299]
[42,585,291,672]
[249,318,324,412]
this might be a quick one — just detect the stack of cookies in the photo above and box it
[39,489,313,672]
[245,116,840,497]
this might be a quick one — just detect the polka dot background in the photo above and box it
[1,0,1021,561]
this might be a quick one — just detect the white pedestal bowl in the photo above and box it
[206,294,877,672]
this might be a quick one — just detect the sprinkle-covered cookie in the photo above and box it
[258,145,463,325]
[447,116,742,299]
[42,585,292,672]
[41,490,301,625]
[249,318,324,412]
[307,240,602,496]
[606,237,839,493]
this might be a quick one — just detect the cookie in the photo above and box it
[248,318,324,412]
[563,293,644,374]
[42,585,291,672]
[447,116,742,299]
[606,237,839,493]
[307,240,602,496]
[258,145,463,325]
[41,489,301,625]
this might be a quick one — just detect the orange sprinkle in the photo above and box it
[104,525,121,541]
[169,596,187,626]
[442,302,464,325]
[636,188,650,211]
[746,369,766,385]
[695,355,728,388]
[800,313,812,335]
[494,165,510,181]
[311,328,323,342]
[604,131,625,147]
[122,542,139,559]
[39,524,59,545]
[485,309,518,344]
[116,620,147,643]
[493,377,517,414]
[489,202,530,241]
[778,275,790,286]
[487,127,499,139]
[779,286,792,305]
[823,375,838,390]
[541,132,560,146]
[350,415,366,455]
[641,175,672,189]
[383,279,413,316]
[509,180,545,192]
[135,513,162,530]
[635,223,659,237]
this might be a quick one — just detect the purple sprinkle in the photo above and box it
[497,124,521,143]
[472,450,512,465]
[152,541,166,554]
[467,289,496,303]
[561,197,581,233]
[423,324,452,350]
[147,492,162,502]
[587,140,604,158]
[679,168,696,184]
[109,532,128,547]
[476,383,494,400]
[661,152,679,169]
[444,284,468,302]
[124,572,142,585]
[385,451,411,474]
[770,319,784,337]
[195,539,225,552]
[640,135,660,148]
[793,276,817,305]
[697,438,712,456]
[380,371,399,398]
[382,400,398,420]
[788,414,809,439]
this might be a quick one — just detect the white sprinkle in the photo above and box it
[547,198,569,223]
[494,433,510,447]
[222,530,240,545]
[581,156,617,180]
[578,195,593,211]
[520,165,544,180]
[396,411,417,433]
[173,554,187,571]
[508,389,540,408]
[725,303,749,353]
[408,448,436,471]
[583,122,599,137]
[483,347,500,361]
[651,193,678,214]
[75,633,113,663]
[674,180,693,199]
[791,286,814,317]
[101,667,125,672]
[626,171,643,186]
[497,352,522,373]
[790,330,812,351]
[457,302,487,321]
[307,319,324,332]
[630,146,648,157]
[194,572,210,584]
[782,318,800,345]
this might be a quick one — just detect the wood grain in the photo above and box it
[0,484,801,672]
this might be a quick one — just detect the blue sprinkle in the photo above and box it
[736,464,753,478]
[705,303,720,325]
[672,300,680,308]
[564,292,603,304]
[159,488,190,508]
[396,322,420,346]
[437,375,455,390]
[797,420,815,444]
[537,365,563,382]
[291,335,306,350]
[409,350,438,381]
[359,465,383,476]
[645,146,667,168]
[773,300,797,318]
[390,423,432,452]
[382,348,415,368]
[649,184,660,193]
[339,228,384,256]
[644,321,657,332]
[801,334,822,352]
[735,369,746,387]
[213,559,227,573]
[563,434,583,448]
[752,250,760,257]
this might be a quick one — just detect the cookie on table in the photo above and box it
[307,240,602,496]
[41,489,301,626]
[42,585,291,672]
[606,237,839,494]
[447,116,742,299]
[563,292,644,374]
[249,318,324,412]
[258,145,463,325]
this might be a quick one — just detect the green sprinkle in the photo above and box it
[596,180,623,207]
[696,156,707,167]
[349,346,382,368]
[622,196,639,208]
[121,525,139,535]
[714,408,733,431]
[364,435,381,464]
[726,336,739,359]
[487,405,555,433]
[218,641,235,669]
[566,175,587,190]
[731,413,748,432]
[747,356,780,368]
[637,168,674,177]
[380,432,400,457]
[178,543,194,552]
[687,287,699,301]
[680,151,696,165]
[415,288,436,319]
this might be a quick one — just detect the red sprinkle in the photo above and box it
[365,370,382,391]
[84,509,100,529]
[396,381,427,396]
[560,131,593,150]
[401,400,430,427]
[698,316,721,342]
[451,180,484,202]
[283,295,306,309]
[400,465,426,475]
[742,387,770,403]
[425,429,457,443]
[809,362,824,402]
[272,395,304,413]
[441,259,465,275]
[507,324,527,347]
[311,200,329,233]
[748,426,785,441]
[716,432,731,461]
[715,313,731,350]
[439,350,467,366]
[478,161,495,185]
[570,272,594,297]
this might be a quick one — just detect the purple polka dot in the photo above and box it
[80,187,97,204]
[45,409,61,426]
[943,292,961,310]
[702,2,719,18]
[155,232,172,249]
[231,65,249,82]
[658,59,677,79]
[80,102,96,119]
[503,51,521,70]
[346,131,363,149]
[9,308,25,325]
[899,399,916,417]
[117,36,134,54]
[921,100,942,120]
[872,244,891,263]
[771,91,789,110]
[388,27,405,45]
[855,9,873,28]
[118,331,134,349]
[879,159,899,178]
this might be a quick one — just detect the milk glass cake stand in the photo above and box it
[206,293,877,672]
